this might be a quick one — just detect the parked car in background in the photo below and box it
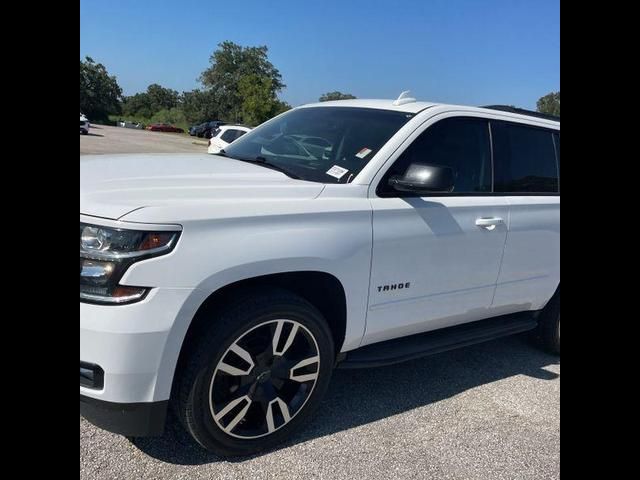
[146,123,184,133]
[202,120,227,138]
[119,121,144,129]
[189,123,206,136]
[207,125,251,154]
[189,121,226,138]
[80,114,90,135]
[195,123,210,137]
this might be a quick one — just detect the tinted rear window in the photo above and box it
[492,122,559,193]
[221,129,238,143]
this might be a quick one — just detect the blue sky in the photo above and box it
[80,0,559,109]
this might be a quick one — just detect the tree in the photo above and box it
[121,93,153,118]
[180,89,223,124]
[114,41,290,127]
[80,56,123,121]
[238,75,291,126]
[150,107,187,126]
[146,84,179,112]
[319,91,356,102]
[122,84,179,118]
[271,100,292,117]
[199,41,285,122]
[536,91,560,117]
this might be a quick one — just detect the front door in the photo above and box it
[365,116,509,346]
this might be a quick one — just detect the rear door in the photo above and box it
[490,121,560,312]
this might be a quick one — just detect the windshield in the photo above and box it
[223,107,413,183]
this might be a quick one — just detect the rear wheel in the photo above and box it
[174,289,334,456]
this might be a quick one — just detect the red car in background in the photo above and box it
[146,123,185,133]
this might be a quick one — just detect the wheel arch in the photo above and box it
[156,270,350,403]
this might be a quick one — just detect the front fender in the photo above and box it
[123,208,373,401]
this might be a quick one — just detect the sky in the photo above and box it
[80,0,559,110]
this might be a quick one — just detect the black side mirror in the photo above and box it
[388,163,455,194]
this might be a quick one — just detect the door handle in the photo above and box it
[475,217,504,230]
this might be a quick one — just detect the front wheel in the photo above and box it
[174,289,335,456]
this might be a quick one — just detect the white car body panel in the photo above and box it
[80,287,199,402]
[491,196,560,312]
[80,153,324,220]
[80,99,559,405]
[366,196,510,345]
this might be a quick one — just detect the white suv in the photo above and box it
[80,96,560,456]
[207,125,251,154]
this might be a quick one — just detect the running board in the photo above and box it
[337,313,538,369]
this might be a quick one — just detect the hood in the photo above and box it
[80,154,325,220]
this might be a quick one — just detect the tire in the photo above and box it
[535,289,560,354]
[174,288,335,456]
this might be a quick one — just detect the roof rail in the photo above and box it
[481,105,559,122]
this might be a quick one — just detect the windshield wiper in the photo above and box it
[252,156,301,179]
[217,150,300,179]
[233,155,301,179]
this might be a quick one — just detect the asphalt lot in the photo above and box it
[81,336,559,480]
[80,128,560,479]
[80,124,207,155]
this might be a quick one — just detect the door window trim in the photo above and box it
[489,120,560,196]
[372,113,560,198]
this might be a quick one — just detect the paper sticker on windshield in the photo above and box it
[355,147,372,159]
[326,165,349,179]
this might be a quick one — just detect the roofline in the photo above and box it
[294,99,559,126]
[434,105,560,128]
[297,99,437,114]
[481,105,560,123]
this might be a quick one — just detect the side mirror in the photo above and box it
[388,163,455,194]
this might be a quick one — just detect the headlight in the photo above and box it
[80,223,180,305]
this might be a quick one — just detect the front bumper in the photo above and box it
[80,287,199,436]
[80,287,195,404]
[80,395,168,437]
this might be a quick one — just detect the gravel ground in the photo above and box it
[80,335,560,480]
[80,125,207,155]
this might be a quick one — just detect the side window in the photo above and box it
[380,117,492,195]
[553,132,560,178]
[492,122,559,193]
[235,130,247,140]
[221,129,237,143]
